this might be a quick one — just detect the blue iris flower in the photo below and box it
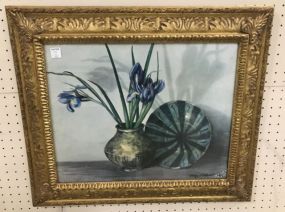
[140,77,165,104]
[58,86,88,112]
[58,92,81,112]
[127,63,165,104]
[129,63,145,91]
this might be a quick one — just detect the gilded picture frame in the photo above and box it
[6,6,273,205]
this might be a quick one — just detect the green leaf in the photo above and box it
[129,97,139,122]
[134,101,153,128]
[143,43,154,77]
[48,71,122,125]
[128,45,137,127]
[156,51,159,81]
[135,96,140,122]
[105,44,130,128]
[89,80,122,124]
[131,46,135,66]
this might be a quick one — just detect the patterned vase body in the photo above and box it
[104,125,154,172]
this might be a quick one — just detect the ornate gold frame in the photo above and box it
[6,6,273,205]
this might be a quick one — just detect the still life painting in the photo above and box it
[46,42,237,182]
[6,5,273,204]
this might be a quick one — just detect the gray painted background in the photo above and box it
[45,43,238,164]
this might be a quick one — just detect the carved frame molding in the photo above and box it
[6,6,273,205]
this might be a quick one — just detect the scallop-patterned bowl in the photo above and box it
[145,100,212,169]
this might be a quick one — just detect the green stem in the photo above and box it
[135,97,140,122]
[128,46,136,128]
[105,44,130,128]
[129,98,140,123]
[131,46,135,66]
[48,71,122,125]
[89,80,122,124]
[128,98,135,128]
[143,43,154,78]
[134,101,153,128]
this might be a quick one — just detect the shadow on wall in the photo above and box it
[85,44,231,154]
[84,56,130,92]
[85,44,228,106]
[195,105,231,168]
[176,44,226,101]
[161,44,231,167]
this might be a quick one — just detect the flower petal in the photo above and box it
[154,80,165,94]
[141,85,155,104]
[66,103,75,112]
[129,63,143,79]
[127,92,138,102]
[58,98,70,104]
[58,92,75,104]
[129,63,145,91]
[70,97,81,108]
[135,83,144,93]
[58,91,73,97]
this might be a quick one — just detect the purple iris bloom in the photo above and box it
[129,63,145,91]
[58,86,88,112]
[139,77,165,104]
[58,91,82,112]
[127,63,165,104]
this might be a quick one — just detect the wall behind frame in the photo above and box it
[0,0,284,211]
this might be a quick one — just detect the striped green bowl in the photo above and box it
[145,100,212,169]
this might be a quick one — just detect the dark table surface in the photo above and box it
[57,154,227,182]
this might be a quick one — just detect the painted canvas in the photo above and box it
[45,43,238,182]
